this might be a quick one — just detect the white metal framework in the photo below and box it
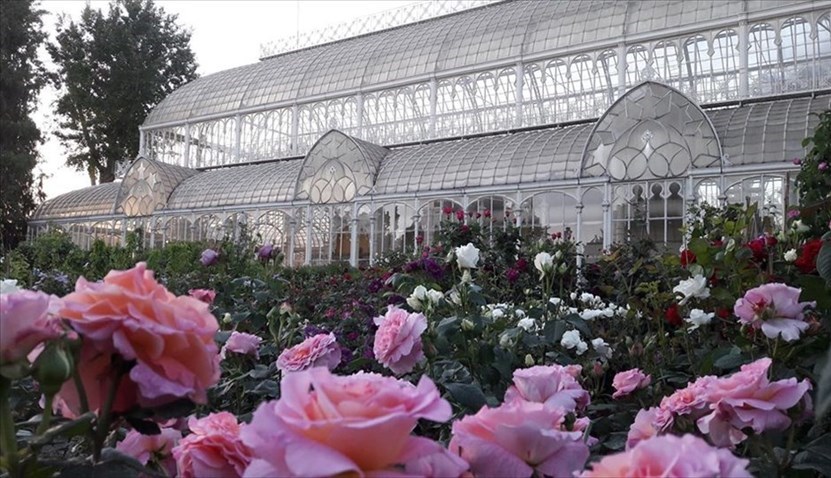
[29,0,831,266]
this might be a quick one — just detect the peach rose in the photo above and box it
[117,428,181,477]
[582,434,751,477]
[612,368,651,399]
[373,306,427,374]
[0,289,63,365]
[449,400,589,478]
[173,412,252,478]
[276,333,341,373]
[221,331,263,359]
[56,263,220,417]
[188,288,216,304]
[241,367,451,476]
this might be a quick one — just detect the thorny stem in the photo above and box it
[0,376,21,478]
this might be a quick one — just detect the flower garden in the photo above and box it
[1,114,831,477]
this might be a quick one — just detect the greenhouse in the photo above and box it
[29,0,831,266]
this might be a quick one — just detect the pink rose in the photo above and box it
[626,407,667,450]
[221,331,263,359]
[449,400,589,478]
[241,367,451,476]
[696,358,811,447]
[173,412,252,478]
[276,333,341,373]
[55,263,220,417]
[188,288,216,304]
[733,283,815,342]
[117,428,181,477]
[612,368,651,399]
[0,289,63,365]
[504,364,590,413]
[582,434,751,477]
[400,438,470,477]
[659,374,718,418]
[373,306,427,374]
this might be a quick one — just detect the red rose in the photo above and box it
[746,237,767,262]
[455,210,465,221]
[665,304,682,327]
[459,224,470,233]
[442,206,453,216]
[483,209,492,218]
[795,238,823,274]
[679,249,696,267]
[515,258,528,271]
[716,308,730,319]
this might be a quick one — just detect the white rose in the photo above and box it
[784,249,798,262]
[685,308,715,331]
[491,308,505,319]
[580,309,605,321]
[561,330,582,349]
[549,297,562,307]
[455,243,480,269]
[426,289,443,305]
[412,285,427,300]
[534,252,554,277]
[591,338,613,359]
[448,289,462,305]
[514,308,526,318]
[406,296,422,311]
[793,220,810,233]
[517,317,536,331]
[673,274,710,305]
[575,341,588,355]
[0,279,20,295]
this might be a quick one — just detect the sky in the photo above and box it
[35,0,411,200]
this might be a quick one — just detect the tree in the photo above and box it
[1,0,47,250]
[48,0,197,184]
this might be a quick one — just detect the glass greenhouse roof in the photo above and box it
[143,0,807,127]
[35,93,830,223]
[32,182,121,220]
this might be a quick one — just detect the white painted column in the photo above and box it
[429,78,438,139]
[139,129,146,157]
[305,205,312,265]
[184,124,191,168]
[288,218,296,267]
[291,104,300,154]
[514,190,523,230]
[369,215,377,266]
[234,114,242,164]
[575,199,584,268]
[356,93,364,139]
[739,21,749,98]
[349,204,359,268]
[602,182,612,250]
[515,61,524,128]
[617,42,627,97]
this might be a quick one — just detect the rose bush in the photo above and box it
[0,181,829,477]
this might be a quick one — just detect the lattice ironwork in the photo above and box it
[582,82,722,180]
[259,1,496,59]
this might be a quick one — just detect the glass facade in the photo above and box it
[29,1,831,266]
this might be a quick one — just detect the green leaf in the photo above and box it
[817,232,831,286]
[249,379,279,397]
[444,383,487,412]
[792,435,831,476]
[815,345,831,419]
[713,346,746,370]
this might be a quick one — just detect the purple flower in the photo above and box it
[200,249,219,266]
[787,209,800,219]
[819,162,828,171]
[792,157,802,165]
[257,244,274,261]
